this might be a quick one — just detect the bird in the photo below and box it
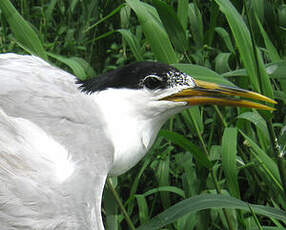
[0,53,276,229]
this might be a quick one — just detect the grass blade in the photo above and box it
[188,3,203,48]
[126,0,178,64]
[0,0,47,60]
[255,13,280,62]
[136,194,149,225]
[221,127,240,199]
[104,181,119,230]
[239,130,282,190]
[223,62,286,80]
[84,4,125,32]
[238,111,269,141]
[159,130,212,168]
[215,27,235,54]
[137,194,286,230]
[214,0,259,91]
[155,147,171,209]
[45,0,58,21]
[117,29,143,61]
[214,52,232,74]
[206,1,219,46]
[177,0,189,31]
[152,0,188,53]
[142,186,185,199]
[256,47,275,101]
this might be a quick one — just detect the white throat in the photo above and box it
[92,88,183,176]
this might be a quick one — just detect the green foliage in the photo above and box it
[1,0,286,229]
[137,194,286,230]
[0,0,47,59]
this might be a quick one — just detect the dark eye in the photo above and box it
[143,76,162,90]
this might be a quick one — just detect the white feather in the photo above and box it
[0,53,190,229]
[93,87,186,175]
[0,54,113,229]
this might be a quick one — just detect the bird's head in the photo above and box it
[78,61,276,117]
[78,62,276,175]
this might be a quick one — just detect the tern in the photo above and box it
[0,53,275,229]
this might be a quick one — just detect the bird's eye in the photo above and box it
[143,76,162,90]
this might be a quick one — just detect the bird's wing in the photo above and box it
[0,53,113,229]
[0,53,113,159]
[0,108,70,228]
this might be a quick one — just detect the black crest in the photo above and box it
[78,62,180,93]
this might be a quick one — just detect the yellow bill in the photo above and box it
[163,79,277,111]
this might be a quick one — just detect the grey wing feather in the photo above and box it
[0,53,113,161]
[0,54,113,229]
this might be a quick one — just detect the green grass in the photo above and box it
[1,0,286,229]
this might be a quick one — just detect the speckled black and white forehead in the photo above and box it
[78,61,196,93]
[166,71,195,88]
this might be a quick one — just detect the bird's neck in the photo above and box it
[107,115,163,175]
[92,89,169,176]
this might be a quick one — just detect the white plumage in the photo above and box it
[0,53,275,229]
[0,54,114,229]
[0,54,186,229]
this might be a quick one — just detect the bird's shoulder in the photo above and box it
[0,53,78,94]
